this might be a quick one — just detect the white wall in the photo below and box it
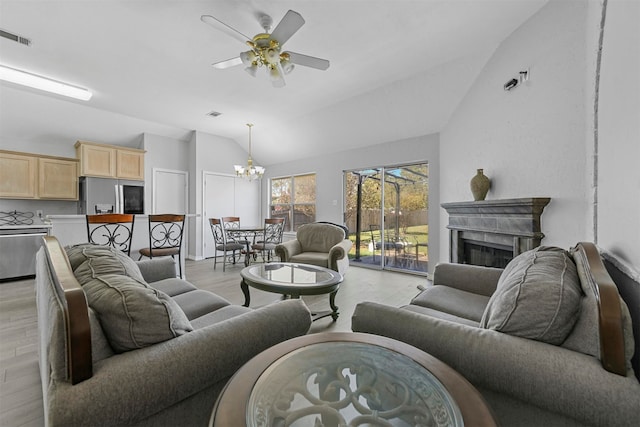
[186,131,257,260]
[597,0,640,269]
[141,132,191,214]
[439,0,597,262]
[263,133,440,275]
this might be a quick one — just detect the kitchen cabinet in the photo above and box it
[0,150,78,200]
[75,141,145,180]
[0,151,38,198]
[38,157,78,199]
[116,148,145,180]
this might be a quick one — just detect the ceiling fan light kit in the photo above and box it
[201,10,329,87]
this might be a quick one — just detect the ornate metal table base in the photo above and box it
[240,263,343,322]
[241,279,340,321]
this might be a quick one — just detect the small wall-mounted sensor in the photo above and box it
[504,78,519,91]
[504,69,530,91]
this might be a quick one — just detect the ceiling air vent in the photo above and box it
[206,111,222,117]
[0,29,32,46]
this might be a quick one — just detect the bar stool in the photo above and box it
[85,213,135,255]
[138,214,185,278]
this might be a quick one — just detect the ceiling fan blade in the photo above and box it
[201,15,251,44]
[270,10,305,46]
[212,57,243,69]
[285,51,330,71]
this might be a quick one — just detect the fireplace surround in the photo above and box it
[441,198,551,268]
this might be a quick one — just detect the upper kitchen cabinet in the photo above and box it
[116,148,145,180]
[75,141,145,180]
[38,157,78,199]
[0,150,78,200]
[0,151,38,198]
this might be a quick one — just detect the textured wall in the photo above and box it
[439,0,596,261]
[596,0,640,270]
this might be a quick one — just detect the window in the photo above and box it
[270,173,316,232]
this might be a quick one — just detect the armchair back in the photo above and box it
[297,222,345,252]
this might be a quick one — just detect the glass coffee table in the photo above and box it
[210,332,497,427]
[240,262,343,321]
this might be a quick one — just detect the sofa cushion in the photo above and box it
[480,246,582,345]
[82,273,193,353]
[172,289,231,320]
[411,285,490,322]
[403,304,481,327]
[289,252,331,268]
[66,243,144,283]
[149,278,198,297]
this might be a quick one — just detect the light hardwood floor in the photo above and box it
[0,259,426,427]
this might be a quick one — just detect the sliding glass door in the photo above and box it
[344,163,429,274]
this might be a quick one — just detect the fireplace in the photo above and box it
[441,198,551,268]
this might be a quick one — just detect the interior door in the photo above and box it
[203,173,260,258]
[151,168,188,276]
[153,169,188,214]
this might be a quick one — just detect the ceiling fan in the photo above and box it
[201,10,330,88]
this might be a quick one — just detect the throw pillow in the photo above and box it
[67,244,145,284]
[480,246,582,345]
[82,273,193,353]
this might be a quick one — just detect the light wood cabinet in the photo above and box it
[0,150,78,200]
[38,157,78,199]
[116,148,145,180]
[75,142,116,178]
[76,141,144,180]
[0,151,38,198]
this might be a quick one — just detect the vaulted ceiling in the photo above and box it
[0,0,548,165]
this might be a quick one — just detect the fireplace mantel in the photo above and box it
[441,197,551,266]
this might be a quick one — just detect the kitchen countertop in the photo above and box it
[0,223,52,230]
[47,214,200,219]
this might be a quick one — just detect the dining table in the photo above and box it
[225,225,264,266]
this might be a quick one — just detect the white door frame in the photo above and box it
[152,168,189,214]
[151,168,189,276]
[201,171,236,259]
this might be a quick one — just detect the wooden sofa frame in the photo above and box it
[42,236,93,384]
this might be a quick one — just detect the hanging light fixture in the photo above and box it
[234,124,265,180]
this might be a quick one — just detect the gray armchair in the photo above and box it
[275,222,352,275]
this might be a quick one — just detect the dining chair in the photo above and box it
[138,214,185,278]
[221,216,242,236]
[221,215,251,249]
[209,218,245,271]
[251,217,286,262]
[86,213,135,255]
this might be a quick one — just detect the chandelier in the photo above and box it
[234,124,265,180]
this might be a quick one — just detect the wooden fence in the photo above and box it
[345,209,428,235]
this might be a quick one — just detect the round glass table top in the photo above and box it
[247,341,464,427]
[242,262,341,288]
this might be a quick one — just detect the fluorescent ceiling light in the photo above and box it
[0,65,92,101]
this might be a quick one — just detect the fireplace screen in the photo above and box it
[463,241,513,268]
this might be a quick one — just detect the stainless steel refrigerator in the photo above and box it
[78,176,145,214]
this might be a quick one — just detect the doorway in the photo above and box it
[344,163,429,274]
[152,168,188,214]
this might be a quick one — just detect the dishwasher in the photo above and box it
[0,211,51,281]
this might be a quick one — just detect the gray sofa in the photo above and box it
[36,236,312,426]
[275,222,353,275]
[352,243,640,427]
